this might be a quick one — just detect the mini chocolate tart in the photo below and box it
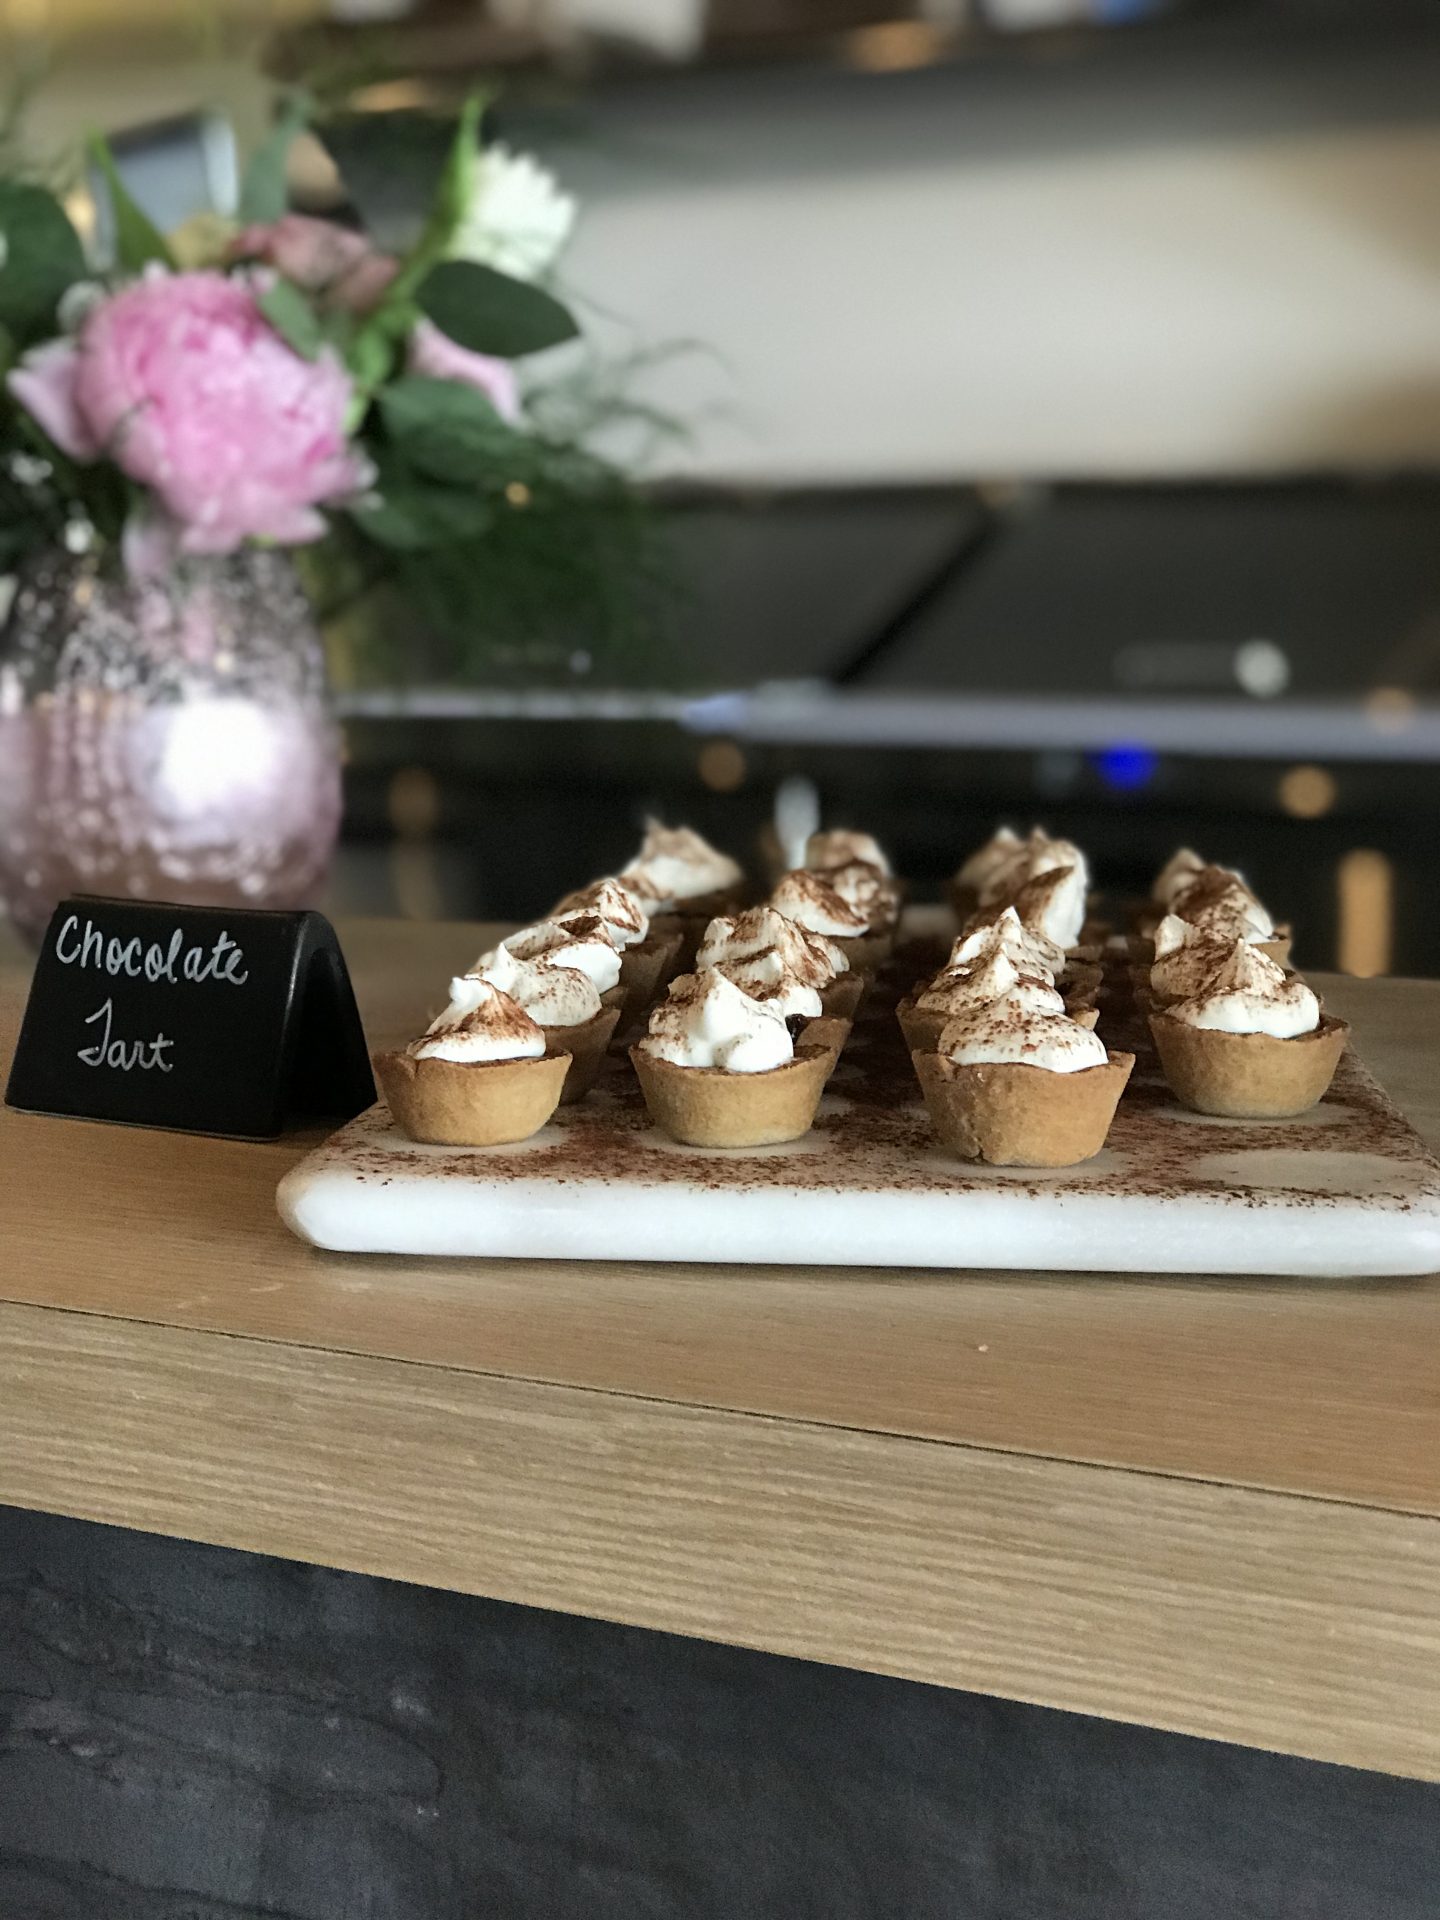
[1058,959,1104,1011]
[819,971,866,1022]
[374,1050,569,1147]
[833,928,893,973]
[649,890,749,968]
[630,1038,839,1148]
[617,929,685,1025]
[948,880,982,925]
[1260,929,1293,970]
[897,994,1098,1057]
[895,994,944,1056]
[543,987,625,1103]
[913,1049,1135,1168]
[1148,1010,1348,1119]
[801,1013,851,1071]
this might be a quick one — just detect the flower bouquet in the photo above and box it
[0,97,652,670]
[0,100,655,939]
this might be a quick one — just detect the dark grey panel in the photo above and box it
[652,490,981,690]
[859,484,1440,697]
[1,1504,1437,1919]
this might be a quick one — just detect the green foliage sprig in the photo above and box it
[0,89,670,681]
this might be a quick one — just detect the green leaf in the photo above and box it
[416,259,577,361]
[0,181,88,342]
[351,456,492,550]
[344,317,399,395]
[379,375,529,486]
[237,92,310,225]
[416,93,483,273]
[257,277,326,360]
[88,135,175,272]
[378,93,486,313]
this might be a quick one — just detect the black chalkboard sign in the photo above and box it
[5,898,375,1140]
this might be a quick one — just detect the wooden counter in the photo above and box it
[2,919,1439,1783]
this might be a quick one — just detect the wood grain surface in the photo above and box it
[3,918,1439,1779]
[4,1299,1440,1782]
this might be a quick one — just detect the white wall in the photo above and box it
[26,25,1440,483]
[556,60,1440,482]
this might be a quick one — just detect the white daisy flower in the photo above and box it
[447,144,576,283]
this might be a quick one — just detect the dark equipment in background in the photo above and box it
[336,475,1440,978]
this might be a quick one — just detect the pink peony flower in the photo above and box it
[407,319,521,423]
[230,215,399,314]
[8,269,371,556]
[8,337,102,460]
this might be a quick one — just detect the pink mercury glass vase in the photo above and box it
[0,547,343,945]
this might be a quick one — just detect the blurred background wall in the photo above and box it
[19,9,1440,481]
[6,2,1440,968]
[556,49,1440,481]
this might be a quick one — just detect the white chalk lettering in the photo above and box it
[77,998,174,1073]
[214,931,248,987]
[53,916,247,990]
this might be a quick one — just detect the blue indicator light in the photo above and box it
[1095,0,1171,20]
[1094,743,1158,792]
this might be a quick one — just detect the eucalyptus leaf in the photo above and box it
[415,93,483,276]
[374,94,485,312]
[352,466,492,550]
[416,258,577,361]
[88,135,175,272]
[345,320,398,396]
[238,93,310,225]
[0,181,88,342]
[257,278,326,360]
[380,376,530,486]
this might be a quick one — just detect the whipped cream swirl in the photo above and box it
[475,941,603,1028]
[550,877,649,948]
[699,905,846,986]
[697,906,838,1018]
[1150,914,1236,1003]
[639,968,795,1073]
[1168,941,1318,1037]
[952,905,1064,980]
[940,994,1109,1074]
[621,820,743,909]
[770,869,869,938]
[805,829,892,877]
[925,948,1059,1021]
[953,826,1022,896]
[1006,864,1087,952]
[501,916,623,995]
[917,944,1064,1020]
[410,976,546,1064]
[825,858,901,931]
[1152,847,1206,908]
[980,827,1090,909]
[1172,865,1274,944]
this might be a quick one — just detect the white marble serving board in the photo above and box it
[279,1002,1440,1276]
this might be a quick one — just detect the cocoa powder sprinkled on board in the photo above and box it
[318,927,1440,1217]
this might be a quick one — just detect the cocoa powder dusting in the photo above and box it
[325,926,1440,1213]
